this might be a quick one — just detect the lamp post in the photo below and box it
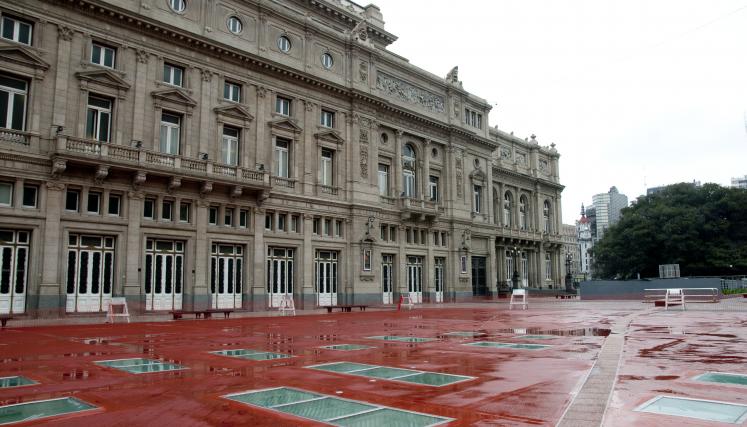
[511,246,520,290]
[565,253,574,292]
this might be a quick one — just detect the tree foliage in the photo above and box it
[592,183,747,279]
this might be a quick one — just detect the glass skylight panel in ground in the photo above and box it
[210,348,293,360]
[223,387,453,426]
[463,341,550,350]
[0,397,97,425]
[366,335,436,343]
[95,358,186,374]
[319,344,375,351]
[0,376,36,388]
[635,396,747,424]
[307,361,474,387]
[693,372,747,386]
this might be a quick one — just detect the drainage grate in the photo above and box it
[224,387,452,426]
[463,341,550,350]
[636,396,747,424]
[366,336,436,343]
[211,349,292,361]
[0,376,36,389]
[308,362,474,387]
[0,397,97,425]
[95,358,187,374]
[319,344,375,351]
[694,372,747,387]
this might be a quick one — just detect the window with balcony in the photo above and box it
[91,43,115,68]
[1,16,32,45]
[403,144,416,198]
[221,126,239,165]
[473,185,483,213]
[428,175,439,202]
[378,163,389,196]
[503,192,512,227]
[224,81,241,102]
[159,112,181,155]
[86,95,112,142]
[0,73,28,131]
[543,200,552,233]
[519,196,528,230]
[545,253,552,280]
[274,138,290,178]
[320,109,334,128]
[320,148,333,186]
[163,63,184,87]
[275,96,291,116]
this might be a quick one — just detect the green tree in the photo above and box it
[592,183,747,279]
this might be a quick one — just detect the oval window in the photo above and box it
[227,16,242,34]
[321,52,334,69]
[169,0,186,13]
[277,36,291,53]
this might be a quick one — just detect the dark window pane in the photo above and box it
[0,247,11,293]
[79,251,89,293]
[103,253,112,294]
[91,252,101,294]
[66,251,76,294]
[10,93,25,130]
[22,186,36,207]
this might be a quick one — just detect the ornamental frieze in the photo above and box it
[375,73,445,114]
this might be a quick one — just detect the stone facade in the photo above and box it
[0,0,564,318]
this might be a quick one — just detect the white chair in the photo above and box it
[278,295,296,316]
[106,297,130,323]
[665,288,685,310]
[398,294,414,311]
[509,289,528,310]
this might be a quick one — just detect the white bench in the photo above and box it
[644,288,719,307]
[509,289,528,310]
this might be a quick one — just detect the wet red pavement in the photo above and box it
[0,303,746,426]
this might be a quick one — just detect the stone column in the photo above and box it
[255,86,268,170]
[422,139,431,200]
[124,190,143,312]
[198,69,213,158]
[303,101,315,195]
[193,200,209,310]
[488,238,497,297]
[397,225,406,300]
[485,160,494,223]
[132,49,149,143]
[252,207,266,311]
[394,130,403,197]
[302,213,314,308]
[52,25,74,133]
[38,183,65,317]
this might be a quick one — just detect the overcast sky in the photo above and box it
[371,0,747,223]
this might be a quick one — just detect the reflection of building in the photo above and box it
[591,186,627,239]
[0,0,565,319]
[560,224,579,279]
[731,175,747,189]
[577,205,593,279]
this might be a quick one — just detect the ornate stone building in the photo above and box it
[0,0,564,317]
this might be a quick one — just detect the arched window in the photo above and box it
[543,200,551,233]
[519,196,528,230]
[545,253,552,281]
[503,192,512,227]
[402,144,416,198]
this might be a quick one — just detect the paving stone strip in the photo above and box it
[557,313,642,427]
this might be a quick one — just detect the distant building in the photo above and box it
[591,186,628,239]
[560,224,579,281]
[577,205,593,279]
[732,175,747,189]
[647,180,701,195]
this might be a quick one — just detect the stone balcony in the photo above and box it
[54,136,270,194]
[0,128,31,146]
[398,196,441,221]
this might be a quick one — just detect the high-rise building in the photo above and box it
[0,0,566,318]
[591,186,628,239]
[577,204,593,279]
[731,175,747,189]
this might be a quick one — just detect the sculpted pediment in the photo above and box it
[0,43,50,71]
[76,69,130,91]
[470,168,486,182]
[151,88,197,107]
[214,104,254,121]
[314,129,345,144]
[269,117,302,134]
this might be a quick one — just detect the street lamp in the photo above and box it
[565,253,574,292]
[511,246,520,290]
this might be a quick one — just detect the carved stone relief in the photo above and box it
[375,73,445,114]
[500,146,511,160]
[539,159,549,173]
[359,129,368,144]
[360,148,368,178]
[359,61,368,82]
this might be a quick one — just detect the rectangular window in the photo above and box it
[433,231,439,246]
[86,95,112,142]
[0,182,12,206]
[324,218,332,236]
[441,232,447,247]
[380,225,387,241]
[143,198,155,219]
[290,215,298,232]
[320,148,333,186]
[224,208,233,226]
[413,228,419,244]
[274,138,290,178]
[159,112,181,155]
[464,108,483,128]
[87,192,101,214]
[239,209,248,228]
[91,43,115,68]
[223,81,241,102]
[209,206,218,225]
[162,200,173,221]
[179,202,190,222]
[65,189,79,212]
[221,126,239,166]
[0,73,28,131]
[429,175,439,202]
[277,213,286,231]
[275,96,291,116]
[313,218,320,235]
[320,109,334,128]
[163,63,184,87]
[390,226,396,242]
[545,255,552,280]
[378,163,389,196]
[421,230,427,245]
[404,170,416,198]
[1,16,32,45]
[22,185,37,208]
[264,213,273,230]
[473,185,483,213]
[108,194,121,216]
[335,220,342,237]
